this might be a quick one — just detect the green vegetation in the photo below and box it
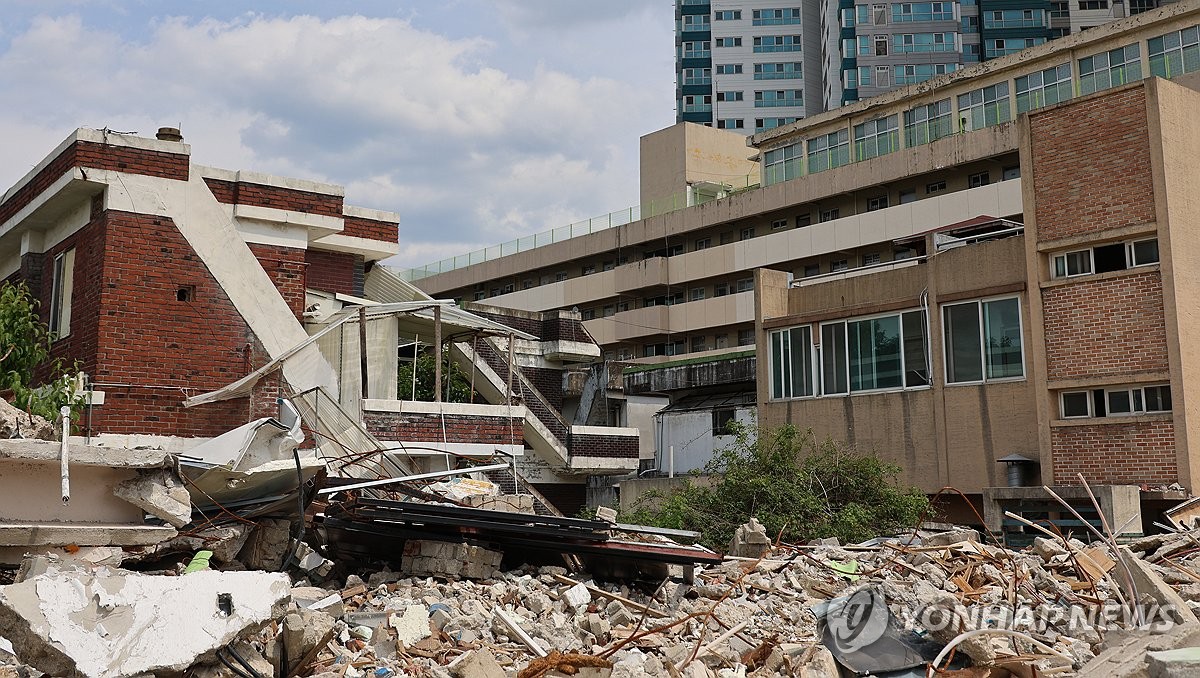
[622,424,929,550]
[397,351,475,403]
[0,282,82,421]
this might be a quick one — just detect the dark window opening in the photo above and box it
[176,286,195,302]
[1093,243,1127,273]
[712,408,737,435]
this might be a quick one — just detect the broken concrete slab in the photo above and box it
[0,567,290,678]
[1147,646,1200,678]
[401,540,502,579]
[238,518,292,571]
[0,400,55,441]
[447,648,506,678]
[727,518,771,558]
[1119,546,1200,626]
[921,528,980,547]
[463,493,536,514]
[112,469,192,528]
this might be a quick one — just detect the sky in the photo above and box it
[0,1,676,269]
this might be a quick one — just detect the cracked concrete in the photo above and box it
[0,566,290,677]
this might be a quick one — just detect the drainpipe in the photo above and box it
[59,406,71,504]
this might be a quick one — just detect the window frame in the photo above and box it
[942,296,1026,385]
[49,248,76,340]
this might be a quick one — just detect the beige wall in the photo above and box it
[1149,78,1200,492]
[757,235,1038,494]
[639,123,760,208]
[418,124,1019,298]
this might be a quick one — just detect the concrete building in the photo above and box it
[412,3,1200,504]
[677,0,1181,125]
[0,127,639,514]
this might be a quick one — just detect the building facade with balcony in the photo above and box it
[411,3,1200,478]
[676,1,1181,128]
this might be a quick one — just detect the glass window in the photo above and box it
[1149,26,1200,78]
[1061,391,1091,418]
[49,248,76,339]
[893,32,956,53]
[807,129,850,174]
[892,2,955,22]
[769,326,815,399]
[1015,63,1072,113]
[1079,44,1142,95]
[716,64,744,75]
[904,98,952,146]
[819,309,928,395]
[957,82,1011,131]
[943,298,1024,383]
[894,63,957,85]
[1130,239,1160,266]
[853,115,899,160]
[763,143,803,186]
[1052,250,1092,278]
[754,89,803,107]
[755,62,804,80]
[753,8,803,25]
[754,35,803,53]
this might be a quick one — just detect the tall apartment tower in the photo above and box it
[679,1,1179,124]
[675,0,825,133]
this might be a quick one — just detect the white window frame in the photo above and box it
[49,248,75,340]
[818,308,931,396]
[942,295,1026,385]
[1060,391,1092,418]
[1051,237,1160,278]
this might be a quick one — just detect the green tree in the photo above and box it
[397,350,475,403]
[0,282,81,421]
[623,424,929,550]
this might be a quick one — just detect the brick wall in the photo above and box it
[364,411,523,446]
[1041,271,1169,381]
[343,215,397,243]
[469,309,543,339]
[202,179,342,217]
[248,244,307,320]
[0,140,189,226]
[531,483,586,517]
[306,249,363,296]
[571,432,639,459]
[1050,420,1176,484]
[524,367,564,410]
[40,209,273,437]
[1030,87,1154,242]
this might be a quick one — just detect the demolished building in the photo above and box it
[0,126,640,516]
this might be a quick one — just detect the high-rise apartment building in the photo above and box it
[679,0,1180,125]
[675,0,825,132]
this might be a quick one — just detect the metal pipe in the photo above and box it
[59,406,71,504]
[316,463,510,495]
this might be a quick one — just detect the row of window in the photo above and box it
[717,117,800,132]
[762,25,1200,187]
[713,62,805,79]
[1051,238,1159,278]
[768,297,1023,400]
[851,3,957,26]
[852,33,957,57]
[1060,385,1171,419]
[712,8,803,25]
[636,329,756,359]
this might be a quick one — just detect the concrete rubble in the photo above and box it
[3,518,1200,676]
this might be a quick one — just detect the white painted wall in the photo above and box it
[656,405,755,474]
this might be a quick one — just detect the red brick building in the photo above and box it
[0,128,639,511]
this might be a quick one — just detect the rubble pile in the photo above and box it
[6,522,1200,677]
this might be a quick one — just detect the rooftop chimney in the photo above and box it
[156,127,183,142]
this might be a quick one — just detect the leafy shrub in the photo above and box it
[0,282,82,421]
[397,351,475,403]
[623,424,929,550]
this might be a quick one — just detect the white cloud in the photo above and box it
[0,8,674,268]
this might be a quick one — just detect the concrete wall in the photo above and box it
[757,234,1038,494]
[639,123,760,207]
[657,405,755,475]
